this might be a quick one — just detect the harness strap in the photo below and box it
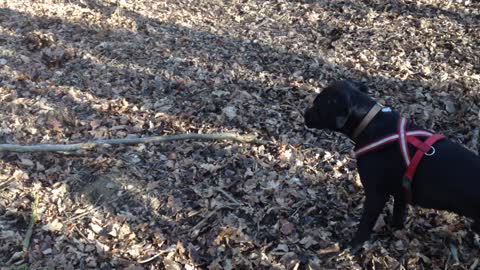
[407,136,432,153]
[398,118,411,166]
[403,134,445,204]
[354,116,444,205]
[354,130,432,156]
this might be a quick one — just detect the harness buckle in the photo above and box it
[425,146,436,156]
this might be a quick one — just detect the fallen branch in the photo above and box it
[0,133,257,153]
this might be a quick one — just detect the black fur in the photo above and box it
[304,80,480,249]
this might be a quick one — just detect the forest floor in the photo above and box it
[0,0,479,269]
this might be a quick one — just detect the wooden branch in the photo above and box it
[0,133,257,153]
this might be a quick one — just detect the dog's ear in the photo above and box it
[349,81,369,93]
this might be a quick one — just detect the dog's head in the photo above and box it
[304,80,370,131]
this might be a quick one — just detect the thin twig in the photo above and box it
[137,241,171,264]
[470,258,479,270]
[22,194,40,253]
[0,177,14,190]
[0,133,257,153]
[67,205,104,222]
[215,187,242,205]
[448,241,460,266]
[73,224,90,241]
[67,193,125,222]
[189,209,218,238]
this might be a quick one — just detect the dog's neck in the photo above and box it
[350,109,401,147]
[338,100,401,146]
[339,100,376,138]
[351,104,383,140]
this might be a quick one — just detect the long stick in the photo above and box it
[0,133,256,153]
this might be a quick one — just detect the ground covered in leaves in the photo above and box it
[0,0,479,269]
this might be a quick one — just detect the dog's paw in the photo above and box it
[473,232,480,248]
[343,241,363,254]
[390,218,405,230]
[472,219,480,234]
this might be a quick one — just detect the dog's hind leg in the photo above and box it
[470,218,480,248]
[391,195,407,229]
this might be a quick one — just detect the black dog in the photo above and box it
[304,80,480,249]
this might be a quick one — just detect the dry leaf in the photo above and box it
[42,218,63,232]
[280,219,295,235]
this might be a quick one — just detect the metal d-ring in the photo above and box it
[425,146,436,156]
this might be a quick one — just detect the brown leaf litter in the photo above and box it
[0,0,479,269]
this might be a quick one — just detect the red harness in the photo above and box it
[354,117,445,204]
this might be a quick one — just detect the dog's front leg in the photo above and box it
[348,193,388,249]
[391,195,407,229]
